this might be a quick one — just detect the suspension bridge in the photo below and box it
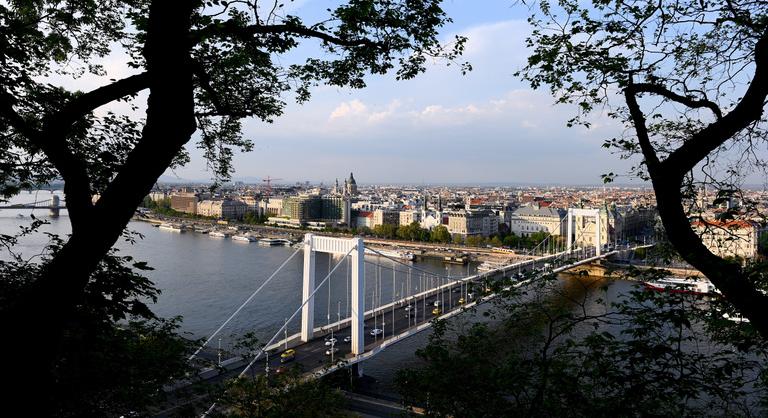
[158,208,653,416]
[0,195,65,217]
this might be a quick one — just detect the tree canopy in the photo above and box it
[519,0,768,336]
[0,0,466,413]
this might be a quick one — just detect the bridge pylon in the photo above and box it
[300,234,366,358]
[49,195,60,218]
[566,208,601,256]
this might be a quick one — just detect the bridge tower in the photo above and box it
[49,195,60,218]
[301,234,366,373]
[566,208,601,256]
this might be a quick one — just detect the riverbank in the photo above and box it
[134,213,529,265]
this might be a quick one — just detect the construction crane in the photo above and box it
[262,176,283,201]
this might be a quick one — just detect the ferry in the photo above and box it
[364,248,415,261]
[209,230,228,238]
[477,261,505,272]
[258,238,292,246]
[642,277,715,295]
[444,254,470,265]
[158,223,186,232]
[232,234,258,242]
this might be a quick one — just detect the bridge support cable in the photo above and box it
[391,259,396,338]
[241,244,355,376]
[346,256,350,322]
[327,252,332,329]
[201,245,356,417]
[188,246,303,361]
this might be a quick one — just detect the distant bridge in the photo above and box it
[0,195,64,217]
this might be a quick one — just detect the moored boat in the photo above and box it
[364,248,415,261]
[444,254,470,265]
[642,277,715,295]
[232,234,258,242]
[258,238,291,246]
[478,261,504,272]
[159,223,186,232]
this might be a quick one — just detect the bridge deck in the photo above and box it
[201,247,644,381]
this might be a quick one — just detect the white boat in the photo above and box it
[723,313,750,323]
[477,261,504,272]
[258,238,292,246]
[642,277,715,295]
[232,234,257,242]
[209,230,228,238]
[159,223,186,232]
[365,248,415,261]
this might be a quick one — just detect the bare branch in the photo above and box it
[664,30,768,176]
[194,21,383,49]
[626,82,723,119]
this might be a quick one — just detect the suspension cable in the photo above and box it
[188,245,303,361]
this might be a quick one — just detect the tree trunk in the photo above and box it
[651,175,768,337]
[0,1,197,413]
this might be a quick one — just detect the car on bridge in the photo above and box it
[370,328,383,336]
[325,347,339,356]
[343,336,352,343]
[280,349,296,363]
[432,307,441,315]
[324,337,337,346]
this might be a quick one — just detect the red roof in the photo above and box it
[692,219,755,229]
[358,211,374,218]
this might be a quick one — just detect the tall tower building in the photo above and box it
[345,172,358,196]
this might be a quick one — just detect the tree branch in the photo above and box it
[45,72,150,133]
[194,21,382,49]
[626,82,723,119]
[624,80,661,173]
[0,73,151,227]
[663,30,768,176]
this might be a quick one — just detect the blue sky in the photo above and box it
[57,0,630,185]
[159,0,638,185]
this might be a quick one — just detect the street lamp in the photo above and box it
[284,317,288,350]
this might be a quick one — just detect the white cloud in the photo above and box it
[329,99,368,119]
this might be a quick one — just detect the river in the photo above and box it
[0,191,638,393]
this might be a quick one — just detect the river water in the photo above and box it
[0,191,638,393]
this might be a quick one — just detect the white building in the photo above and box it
[447,210,498,237]
[509,204,565,236]
[197,199,248,220]
[693,219,760,260]
[399,210,422,226]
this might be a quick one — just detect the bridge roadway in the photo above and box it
[197,248,601,382]
[157,246,647,416]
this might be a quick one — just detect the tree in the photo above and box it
[396,273,768,416]
[431,225,452,243]
[373,223,397,239]
[520,1,768,336]
[0,227,192,415]
[465,235,486,247]
[503,232,520,248]
[215,370,347,417]
[0,0,466,411]
[397,224,411,240]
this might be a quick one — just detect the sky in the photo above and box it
[64,1,644,185]
[161,0,641,185]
